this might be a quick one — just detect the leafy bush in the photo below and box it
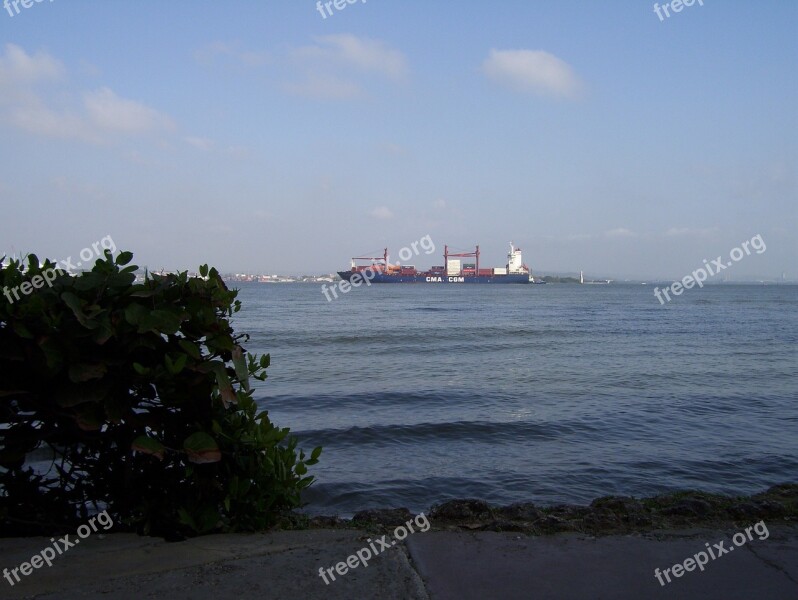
[0,251,320,537]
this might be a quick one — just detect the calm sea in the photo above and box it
[233,282,798,516]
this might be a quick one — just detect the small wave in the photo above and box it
[295,418,600,449]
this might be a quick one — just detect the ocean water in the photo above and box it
[232,282,798,516]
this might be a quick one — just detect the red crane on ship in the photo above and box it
[444,245,480,276]
[349,249,389,272]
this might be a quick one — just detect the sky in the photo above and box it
[0,0,795,279]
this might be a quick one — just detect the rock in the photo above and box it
[546,504,590,521]
[308,515,345,528]
[351,508,414,527]
[430,499,493,521]
[484,519,526,532]
[588,496,652,528]
[590,496,641,512]
[727,500,787,520]
[659,498,713,517]
[497,503,543,522]
[754,483,798,513]
[535,514,573,533]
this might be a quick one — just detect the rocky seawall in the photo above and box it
[303,483,798,536]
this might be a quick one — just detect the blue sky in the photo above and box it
[0,0,795,278]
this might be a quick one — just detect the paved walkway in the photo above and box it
[0,526,796,599]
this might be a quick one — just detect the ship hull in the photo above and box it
[337,272,530,284]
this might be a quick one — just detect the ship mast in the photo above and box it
[350,248,388,272]
[444,245,480,276]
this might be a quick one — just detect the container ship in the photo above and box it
[337,243,534,284]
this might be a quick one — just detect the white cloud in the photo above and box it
[665,227,719,237]
[482,49,583,98]
[370,206,394,220]
[284,35,408,100]
[605,228,637,238]
[0,45,176,144]
[0,43,64,85]
[51,176,109,202]
[194,41,271,68]
[281,74,362,100]
[293,34,407,80]
[84,87,175,134]
[9,99,96,142]
[223,145,250,158]
[185,136,215,151]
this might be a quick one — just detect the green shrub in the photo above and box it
[0,251,320,537]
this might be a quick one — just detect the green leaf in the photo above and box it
[183,432,222,464]
[68,363,108,383]
[12,321,34,339]
[178,339,201,360]
[132,435,166,460]
[37,336,63,371]
[173,353,187,373]
[132,362,149,375]
[104,395,127,423]
[53,381,111,408]
[75,405,104,431]
[116,251,134,266]
[124,303,149,326]
[138,309,184,335]
[92,318,114,345]
[164,353,188,375]
[177,507,198,531]
[61,291,100,329]
[232,346,250,392]
[210,362,237,408]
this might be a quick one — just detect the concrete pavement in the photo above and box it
[1,525,796,599]
[0,530,427,600]
[407,527,798,600]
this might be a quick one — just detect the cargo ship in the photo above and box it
[337,243,534,284]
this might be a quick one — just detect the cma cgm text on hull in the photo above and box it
[337,243,539,284]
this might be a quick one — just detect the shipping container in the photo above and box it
[463,263,476,269]
[478,269,492,275]
[447,259,461,274]
[493,267,507,275]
